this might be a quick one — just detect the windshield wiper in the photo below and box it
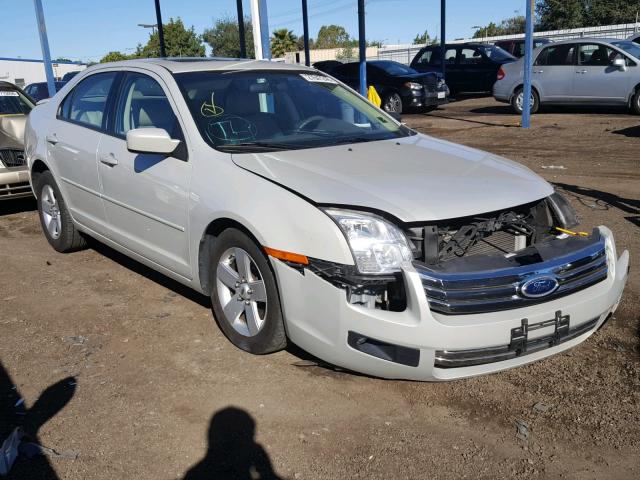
[217,141,307,152]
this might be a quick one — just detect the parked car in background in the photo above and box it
[24,81,67,102]
[0,82,34,200]
[410,42,516,94]
[494,37,552,58]
[493,38,640,114]
[61,71,80,82]
[25,58,628,381]
[312,60,342,75]
[331,60,449,113]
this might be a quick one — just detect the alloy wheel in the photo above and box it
[216,247,268,337]
[384,94,402,113]
[41,184,62,239]
[516,91,535,112]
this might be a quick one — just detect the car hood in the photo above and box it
[0,114,27,150]
[232,134,553,223]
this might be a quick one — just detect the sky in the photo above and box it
[0,0,525,62]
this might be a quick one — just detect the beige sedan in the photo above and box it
[0,82,34,200]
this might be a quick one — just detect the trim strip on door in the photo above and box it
[61,176,186,233]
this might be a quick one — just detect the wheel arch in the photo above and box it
[510,83,541,102]
[30,158,51,197]
[197,217,264,296]
[629,82,640,106]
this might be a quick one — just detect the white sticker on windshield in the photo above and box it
[0,91,19,96]
[300,73,337,84]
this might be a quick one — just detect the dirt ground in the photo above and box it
[1,96,638,480]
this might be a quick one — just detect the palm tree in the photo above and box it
[270,29,298,59]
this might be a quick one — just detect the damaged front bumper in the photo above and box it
[272,226,629,381]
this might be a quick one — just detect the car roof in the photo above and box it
[544,37,626,46]
[86,57,316,74]
[0,81,18,89]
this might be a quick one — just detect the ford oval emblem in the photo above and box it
[520,275,559,298]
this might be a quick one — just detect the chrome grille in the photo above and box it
[415,235,608,315]
[0,149,26,167]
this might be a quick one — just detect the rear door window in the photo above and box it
[459,48,487,65]
[58,72,118,130]
[535,44,576,66]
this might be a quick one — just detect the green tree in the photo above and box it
[202,16,255,58]
[136,18,204,58]
[270,28,298,58]
[473,16,526,39]
[536,0,640,30]
[413,30,438,45]
[100,51,131,63]
[315,25,353,49]
[335,46,356,61]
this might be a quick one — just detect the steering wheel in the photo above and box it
[296,115,325,132]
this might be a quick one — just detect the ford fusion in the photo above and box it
[25,59,629,381]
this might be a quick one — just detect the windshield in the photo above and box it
[0,88,34,115]
[478,45,515,61]
[373,61,418,75]
[611,41,640,60]
[174,70,413,152]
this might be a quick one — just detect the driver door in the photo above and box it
[97,70,192,278]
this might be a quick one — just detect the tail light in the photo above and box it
[497,67,505,81]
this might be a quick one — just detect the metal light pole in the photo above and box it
[357,0,367,96]
[521,0,534,128]
[250,0,271,60]
[440,0,446,81]
[302,0,311,66]
[154,0,166,57]
[237,0,246,58]
[33,0,56,98]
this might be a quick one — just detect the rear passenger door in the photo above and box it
[458,47,496,92]
[533,43,577,101]
[96,70,192,278]
[48,71,119,234]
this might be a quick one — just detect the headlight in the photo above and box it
[405,82,423,90]
[324,209,413,274]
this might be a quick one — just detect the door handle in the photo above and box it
[99,153,118,167]
[45,134,58,145]
[533,69,543,74]
[576,69,587,74]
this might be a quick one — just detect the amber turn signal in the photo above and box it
[263,246,309,265]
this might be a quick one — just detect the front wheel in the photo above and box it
[382,92,403,114]
[210,229,287,354]
[511,87,540,114]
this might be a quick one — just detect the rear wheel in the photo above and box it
[511,87,539,114]
[36,170,87,253]
[210,229,287,354]
[631,89,640,115]
[382,92,403,114]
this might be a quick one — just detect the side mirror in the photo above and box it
[126,128,180,154]
[612,58,627,71]
[388,111,402,122]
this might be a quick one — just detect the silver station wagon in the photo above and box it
[494,38,640,114]
[25,59,629,381]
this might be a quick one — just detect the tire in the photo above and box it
[36,170,87,253]
[631,89,640,115]
[511,87,540,115]
[382,92,403,114]
[210,228,287,354]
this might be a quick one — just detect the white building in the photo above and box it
[0,57,87,88]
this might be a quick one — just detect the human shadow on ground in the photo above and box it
[612,125,640,138]
[0,362,76,479]
[553,182,640,228]
[183,407,282,480]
